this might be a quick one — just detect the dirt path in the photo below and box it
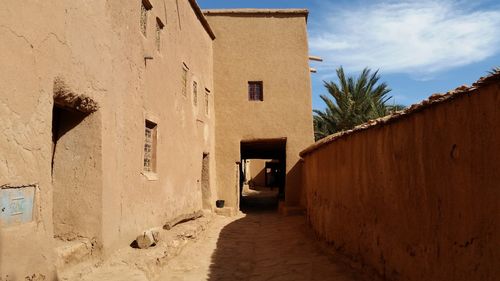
[157,211,369,281]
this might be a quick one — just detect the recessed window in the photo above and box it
[248,81,263,101]
[143,120,157,173]
[155,18,164,51]
[205,88,210,115]
[181,64,188,97]
[193,81,198,106]
[140,0,153,37]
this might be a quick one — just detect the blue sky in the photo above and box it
[198,0,500,110]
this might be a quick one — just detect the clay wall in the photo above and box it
[301,80,500,281]
[0,0,215,278]
[0,1,111,278]
[101,0,216,255]
[248,159,268,187]
[52,110,103,241]
[205,10,314,210]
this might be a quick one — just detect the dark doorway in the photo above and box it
[201,153,211,210]
[265,160,283,187]
[239,138,286,212]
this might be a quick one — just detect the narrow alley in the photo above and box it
[2,0,498,279]
[157,211,372,281]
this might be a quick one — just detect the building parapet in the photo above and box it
[203,8,309,21]
[188,0,216,40]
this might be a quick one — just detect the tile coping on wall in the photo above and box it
[300,70,500,158]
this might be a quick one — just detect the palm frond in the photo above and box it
[314,66,399,140]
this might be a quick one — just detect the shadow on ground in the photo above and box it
[240,191,279,214]
[206,202,369,281]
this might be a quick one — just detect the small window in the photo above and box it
[140,0,153,37]
[181,65,188,96]
[192,81,198,106]
[205,89,210,115]
[248,81,263,101]
[143,120,157,173]
[155,18,164,51]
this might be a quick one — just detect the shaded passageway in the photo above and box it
[157,212,373,281]
[239,138,287,212]
[240,185,279,212]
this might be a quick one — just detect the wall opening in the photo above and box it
[51,106,85,173]
[239,138,286,212]
[204,88,210,116]
[248,81,263,101]
[155,17,164,52]
[140,0,153,37]
[51,103,102,241]
[181,64,188,97]
[143,120,158,173]
[192,81,198,106]
[201,153,211,210]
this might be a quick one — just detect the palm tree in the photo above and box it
[314,67,404,141]
[386,104,407,113]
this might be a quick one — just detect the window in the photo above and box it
[140,0,153,37]
[155,18,164,51]
[205,88,210,115]
[192,81,198,106]
[143,120,157,173]
[181,65,188,96]
[248,81,263,101]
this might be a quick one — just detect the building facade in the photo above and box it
[205,9,314,211]
[0,1,313,278]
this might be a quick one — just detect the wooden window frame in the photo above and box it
[193,81,198,106]
[181,64,189,97]
[248,81,263,101]
[143,120,157,173]
[204,88,210,115]
[140,0,153,37]
[155,17,164,51]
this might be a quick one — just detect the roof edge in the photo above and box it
[203,8,309,20]
[188,0,216,40]
[300,70,500,158]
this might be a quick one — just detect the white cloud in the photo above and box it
[309,0,500,76]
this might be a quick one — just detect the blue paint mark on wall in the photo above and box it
[0,185,35,226]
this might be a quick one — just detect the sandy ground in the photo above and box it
[58,214,215,281]
[156,211,370,281]
[242,184,279,198]
[59,206,376,281]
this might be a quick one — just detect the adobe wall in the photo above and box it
[205,11,314,209]
[52,110,103,241]
[301,79,500,281]
[101,0,216,255]
[248,159,267,187]
[0,0,215,278]
[0,1,110,278]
